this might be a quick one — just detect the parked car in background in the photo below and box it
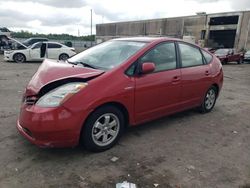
[0,27,11,38]
[0,27,12,53]
[17,37,223,152]
[244,50,250,62]
[4,41,76,63]
[22,37,48,47]
[214,48,244,64]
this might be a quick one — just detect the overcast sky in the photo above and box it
[0,0,249,36]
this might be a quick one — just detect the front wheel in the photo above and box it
[13,53,26,63]
[237,58,243,64]
[81,106,125,152]
[199,86,217,113]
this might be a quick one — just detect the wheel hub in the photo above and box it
[91,113,120,147]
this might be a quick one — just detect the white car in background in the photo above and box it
[4,41,76,63]
[0,27,11,38]
[244,50,250,62]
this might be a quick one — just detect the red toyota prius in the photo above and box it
[17,37,223,152]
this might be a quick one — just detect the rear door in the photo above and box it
[47,43,62,59]
[178,42,213,107]
[134,42,182,123]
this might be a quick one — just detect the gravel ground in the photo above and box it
[0,56,250,188]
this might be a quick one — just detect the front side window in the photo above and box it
[179,43,203,68]
[68,40,147,70]
[140,42,177,72]
[31,42,42,49]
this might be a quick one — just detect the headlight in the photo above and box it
[4,51,13,54]
[36,82,88,107]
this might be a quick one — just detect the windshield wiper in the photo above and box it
[67,60,97,69]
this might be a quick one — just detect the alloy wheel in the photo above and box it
[205,89,216,110]
[91,113,120,147]
[14,54,25,63]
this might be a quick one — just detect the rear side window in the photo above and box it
[48,43,62,48]
[179,43,203,68]
[202,50,213,64]
[140,42,177,72]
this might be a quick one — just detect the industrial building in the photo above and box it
[96,11,250,51]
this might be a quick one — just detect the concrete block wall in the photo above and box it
[96,11,250,50]
[238,12,250,50]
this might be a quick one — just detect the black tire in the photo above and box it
[81,105,125,152]
[59,53,69,61]
[199,86,218,113]
[237,58,243,64]
[13,53,26,63]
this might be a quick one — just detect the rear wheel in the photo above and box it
[59,53,69,61]
[13,53,26,63]
[222,59,228,65]
[81,105,125,152]
[199,86,217,113]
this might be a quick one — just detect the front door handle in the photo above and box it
[205,70,210,76]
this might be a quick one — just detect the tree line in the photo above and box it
[12,30,95,41]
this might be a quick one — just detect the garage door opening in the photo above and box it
[208,30,236,48]
[209,16,239,25]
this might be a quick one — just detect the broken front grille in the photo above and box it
[25,96,38,105]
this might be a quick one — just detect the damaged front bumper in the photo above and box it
[17,104,86,148]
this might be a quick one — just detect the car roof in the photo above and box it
[113,37,182,43]
[32,41,67,47]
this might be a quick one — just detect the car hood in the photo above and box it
[26,59,104,95]
[215,55,227,58]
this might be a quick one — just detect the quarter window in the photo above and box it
[179,43,203,68]
[140,42,177,72]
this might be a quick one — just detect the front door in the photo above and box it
[134,42,182,124]
[29,42,43,61]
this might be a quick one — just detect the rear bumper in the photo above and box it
[17,104,87,148]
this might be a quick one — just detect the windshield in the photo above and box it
[68,40,147,70]
[214,49,229,56]
[246,51,250,55]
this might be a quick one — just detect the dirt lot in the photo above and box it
[0,55,250,188]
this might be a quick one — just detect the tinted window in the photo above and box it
[48,43,62,48]
[179,43,203,68]
[202,50,213,63]
[0,27,10,32]
[140,42,176,72]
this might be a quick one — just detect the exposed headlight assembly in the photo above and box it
[36,82,88,107]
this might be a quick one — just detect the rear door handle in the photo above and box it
[172,76,180,83]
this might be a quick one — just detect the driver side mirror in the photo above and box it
[140,62,155,74]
